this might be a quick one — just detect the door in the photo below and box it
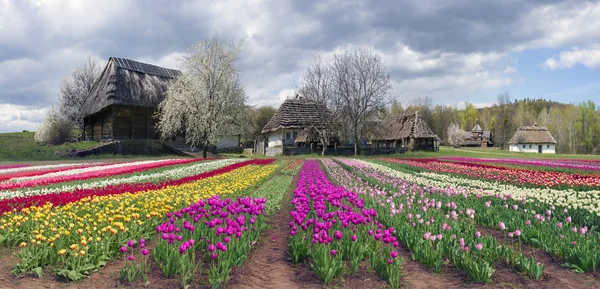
[538,145,542,153]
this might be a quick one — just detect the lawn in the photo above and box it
[0,132,179,164]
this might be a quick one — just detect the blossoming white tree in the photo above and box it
[157,35,246,158]
[447,122,465,148]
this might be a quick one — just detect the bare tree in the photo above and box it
[157,35,246,158]
[331,49,393,155]
[298,56,341,155]
[447,123,465,148]
[58,56,101,136]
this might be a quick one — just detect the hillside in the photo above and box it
[0,131,103,162]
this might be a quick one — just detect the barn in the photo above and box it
[81,57,180,141]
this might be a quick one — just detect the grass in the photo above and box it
[0,132,180,163]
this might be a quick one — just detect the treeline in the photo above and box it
[397,93,600,154]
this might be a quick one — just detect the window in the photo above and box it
[285,132,291,140]
[293,131,298,139]
[529,144,532,149]
[523,145,526,148]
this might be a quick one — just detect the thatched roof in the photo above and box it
[261,96,332,134]
[508,123,557,144]
[81,57,181,117]
[373,111,440,141]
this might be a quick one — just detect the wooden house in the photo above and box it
[372,111,440,151]
[261,96,332,147]
[81,57,180,141]
[508,123,557,153]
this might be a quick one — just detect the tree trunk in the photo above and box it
[203,140,208,158]
[321,140,326,156]
[353,132,359,156]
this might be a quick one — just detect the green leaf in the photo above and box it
[33,267,43,278]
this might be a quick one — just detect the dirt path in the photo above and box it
[226,173,322,289]
[476,225,600,289]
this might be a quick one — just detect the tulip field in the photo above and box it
[0,155,599,288]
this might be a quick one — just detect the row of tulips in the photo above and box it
[0,162,102,175]
[441,157,600,173]
[385,158,600,190]
[152,196,268,288]
[371,160,600,221]
[289,160,403,288]
[326,159,547,282]
[343,159,600,274]
[0,164,30,170]
[2,160,277,280]
[0,162,108,182]
[280,159,304,175]
[0,159,244,201]
[0,159,266,214]
[117,160,298,288]
[0,158,204,190]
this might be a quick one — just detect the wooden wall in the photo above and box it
[84,105,159,140]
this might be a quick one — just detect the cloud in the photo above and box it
[1,0,600,133]
[0,103,49,133]
[543,48,600,70]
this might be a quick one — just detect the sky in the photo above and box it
[1,0,600,133]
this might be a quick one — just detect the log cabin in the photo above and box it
[81,57,180,141]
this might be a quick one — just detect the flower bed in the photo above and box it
[1,160,277,280]
[0,158,205,190]
[325,158,549,282]
[289,160,403,287]
[385,158,600,190]
[0,159,243,201]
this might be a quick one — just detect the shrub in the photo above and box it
[34,108,74,145]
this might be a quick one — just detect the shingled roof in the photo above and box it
[373,111,440,141]
[261,96,332,134]
[81,57,181,117]
[508,123,557,144]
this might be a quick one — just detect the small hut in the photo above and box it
[372,111,440,151]
[261,96,332,147]
[508,123,557,153]
[462,119,493,148]
[81,57,180,141]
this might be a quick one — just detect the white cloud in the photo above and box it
[277,89,297,103]
[0,103,49,133]
[543,48,600,70]
[518,2,600,51]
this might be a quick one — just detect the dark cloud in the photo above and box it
[0,0,598,133]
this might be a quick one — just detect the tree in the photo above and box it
[249,105,277,141]
[447,123,465,148]
[331,49,393,155]
[58,56,101,137]
[34,106,73,145]
[460,103,478,130]
[298,56,340,155]
[157,35,246,158]
[496,91,512,149]
[576,100,599,153]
